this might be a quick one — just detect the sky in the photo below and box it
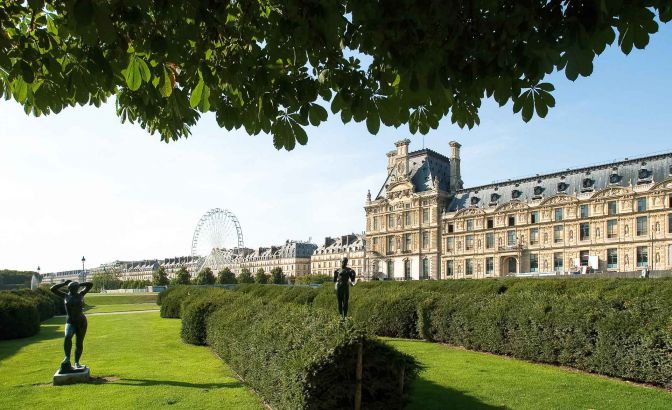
[1,25,671,273]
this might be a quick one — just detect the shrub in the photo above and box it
[195,268,216,285]
[158,286,205,318]
[181,289,236,345]
[0,292,40,339]
[206,295,419,409]
[238,268,254,284]
[217,268,237,284]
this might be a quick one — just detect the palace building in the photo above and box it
[310,234,366,277]
[365,140,672,280]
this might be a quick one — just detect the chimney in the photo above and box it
[395,139,411,157]
[386,151,396,173]
[449,141,463,192]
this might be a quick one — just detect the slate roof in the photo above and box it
[447,152,672,212]
[376,149,453,199]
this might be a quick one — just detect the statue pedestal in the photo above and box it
[53,367,90,386]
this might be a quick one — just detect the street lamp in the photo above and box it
[81,256,86,282]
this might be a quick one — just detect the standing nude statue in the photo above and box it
[51,280,93,373]
[333,257,356,321]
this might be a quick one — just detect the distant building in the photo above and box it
[311,234,366,277]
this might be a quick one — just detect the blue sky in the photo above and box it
[1,25,671,272]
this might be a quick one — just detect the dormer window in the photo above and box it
[490,193,500,203]
[669,164,672,175]
[511,189,522,199]
[557,182,568,192]
[533,186,544,197]
[582,178,594,190]
[638,168,652,180]
[470,196,480,205]
[609,173,621,184]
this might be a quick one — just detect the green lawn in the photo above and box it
[0,313,262,410]
[84,303,159,314]
[388,339,672,410]
[84,293,158,305]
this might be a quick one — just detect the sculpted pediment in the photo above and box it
[539,194,578,206]
[494,200,529,213]
[590,187,630,199]
[649,178,672,192]
[454,207,486,217]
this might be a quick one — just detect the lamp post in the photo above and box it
[81,256,86,282]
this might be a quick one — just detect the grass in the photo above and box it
[84,303,158,314]
[0,313,262,410]
[387,339,672,410]
[84,293,157,305]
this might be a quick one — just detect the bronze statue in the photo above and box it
[333,257,356,321]
[51,280,93,373]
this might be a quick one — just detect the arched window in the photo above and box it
[387,260,394,278]
[404,259,411,280]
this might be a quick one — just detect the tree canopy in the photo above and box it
[2,1,670,150]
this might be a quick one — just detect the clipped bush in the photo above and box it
[206,295,418,409]
[0,292,40,339]
[181,289,236,345]
[158,286,207,318]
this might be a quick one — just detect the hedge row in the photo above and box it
[159,286,419,409]
[0,288,65,340]
[309,278,672,387]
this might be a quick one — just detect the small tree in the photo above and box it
[152,266,169,286]
[91,270,122,292]
[217,268,237,285]
[238,268,254,284]
[255,268,268,284]
[173,267,191,285]
[271,267,286,285]
[195,267,216,285]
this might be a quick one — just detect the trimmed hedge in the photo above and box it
[206,294,418,409]
[0,292,40,339]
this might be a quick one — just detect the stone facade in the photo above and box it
[364,139,459,280]
[442,153,672,279]
[311,234,366,277]
[366,140,672,280]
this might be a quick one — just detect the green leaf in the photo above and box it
[14,78,28,102]
[534,93,548,118]
[124,57,142,91]
[190,80,204,108]
[366,110,380,135]
[159,66,173,97]
[20,61,34,84]
[292,121,308,145]
[137,58,151,82]
[308,104,328,126]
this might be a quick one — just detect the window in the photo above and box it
[486,257,494,275]
[388,214,395,228]
[669,194,672,208]
[530,228,539,245]
[387,260,394,276]
[446,237,454,251]
[507,230,516,246]
[486,232,494,249]
[448,224,454,233]
[466,219,474,231]
[553,253,563,272]
[373,216,379,230]
[466,259,473,275]
[465,235,474,250]
[422,259,429,279]
[669,214,672,234]
[530,211,539,224]
[422,208,429,223]
[580,223,590,240]
[404,260,411,280]
[422,231,429,249]
[608,201,617,215]
[554,208,563,221]
[446,260,454,276]
[637,198,647,212]
[580,250,589,267]
[405,233,412,251]
[373,237,379,246]
[607,219,618,239]
[530,254,538,272]
[404,211,411,225]
[487,218,494,229]
[607,249,618,269]
[554,225,563,243]
[508,215,516,226]
[636,216,648,236]
[636,246,648,267]
[580,204,589,219]
[387,236,395,252]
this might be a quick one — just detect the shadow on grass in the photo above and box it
[0,322,63,361]
[406,377,508,410]
[112,378,244,389]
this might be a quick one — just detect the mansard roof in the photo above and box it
[447,151,672,212]
[376,149,453,200]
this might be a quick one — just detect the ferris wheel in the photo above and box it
[191,208,244,257]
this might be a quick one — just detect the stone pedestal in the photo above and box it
[53,367,90,386]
